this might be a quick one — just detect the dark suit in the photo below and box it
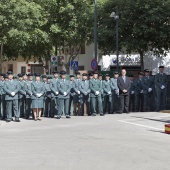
[117,76,131,113]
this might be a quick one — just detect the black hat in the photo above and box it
[18,73,23,77]
[129,74,134,78]
[22,73,27,76]
[69,75,74,78]
[138,71,144,75]
[159,66,164,68]
[93,71,98,75]
[60,70,66,75]
[105,74,110,77]
[53,71,59,74]
[0,73,5,77]
[75,71,81,75]
[98,74,102,77]
[13,75,18,79]
[144,69,150,72]
[34,73,41,77]
[27,73,33,77]
[47,76,52,79]
[82,73,88,76]
[42,75,47,79]
[7,71,13,75]
[88,73,93,76]
[114,71,119,75]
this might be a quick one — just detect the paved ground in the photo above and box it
[0,112,170,170]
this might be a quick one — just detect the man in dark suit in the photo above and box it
[117,69,131,114]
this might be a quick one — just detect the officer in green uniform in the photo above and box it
[155,66,167,112]
[0,74,6,120]
[4,71,20,122]
[24,73,33,119]
[102,74,112,114]
[73,72,82,116]
[129,75,135,112]
[22,74,27,116]
[69,75,75,116]
[134,72,144,112]
[110,72,119,114]
[44,76,52,117]
[57,70,71,119]
[142,69,155,112]
[89,71,104,116]
[18,73,26,118]
[79,73,91,116]
[31,73,45,121]
[50,71,59,117]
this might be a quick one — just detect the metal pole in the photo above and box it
[94,0,98,61]
[116,18,119,71]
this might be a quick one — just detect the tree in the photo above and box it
[97,0,170,70]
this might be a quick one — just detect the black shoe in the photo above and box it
[37,118,42,121]
[100,113,104,116]
[125,112,130,114]
[116,112,122,114]
[6,120,11,123]
[92,113,96,116]
[56,116,61,119]
[34,118,37,121]
[66,115,71,118]
[15,119,20,122]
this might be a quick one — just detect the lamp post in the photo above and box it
[110,12,119,71]
[94,0,98,61]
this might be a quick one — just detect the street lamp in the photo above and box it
[110,11,119,71]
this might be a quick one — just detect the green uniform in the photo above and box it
[102,80,112,114]
[141,76,155,111]
[79,80,91,116]
[24,80,33,119]
[44,82,52,117]
[129,80,135,112]
[4,79,20,121]
[155,73,167,111]
[134,78,144,112]
[18,80,26,118]
[69,81,75,115]
[31,81,45,109]
[73,79,81,104]
[57,79,71,116]
[89,78,103,116]
[110,78,119,113]
[50,78,59,117]
[0,80,6,119]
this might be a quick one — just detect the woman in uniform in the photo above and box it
[31,73,45,121]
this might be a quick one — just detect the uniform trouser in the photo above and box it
[135,93,144,112]
[25,98,32,118]
[129,94,135,112]
[143,92,155,111]
[19,97,25,117]
[0,95,6,119]
[58,98,70,116]
[111,94,120,113]
[81,95,90,115]
[51,97,58,117]
[69,95,74,115]
[156,91,166,111]
[103,95,112,114]
[6,100,19,120]
[91,96,103,114]
[44,97,52,117]
[119,94,130,113]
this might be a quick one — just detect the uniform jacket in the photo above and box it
[0,81,5,95]
[89,78,102,97]
[18,80,26,99]
[4,80,20,100]
[155,73,167,92]
[141,76,155,94]
[102,80,112,97]
[73,79,82,95]
[79,80,91,97]
[44,82,52,99]
[134,78,143,95]
[50,78,59,97]
[57,79,71,99]
[110,78,119,94]
[31,81,45,100]
[24,80,33,99]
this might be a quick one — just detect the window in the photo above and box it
[8,64,13,72]
[80,44,85,54]
[21,66,26,74]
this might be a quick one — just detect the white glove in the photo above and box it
[140,90,143,93]
[148,88,152,92]
[115,90,119,95]
[36,93,40,97]
[30,93,32,96]
[131,91,135,94]
[63,92,67,96]
[95,91,99,95]
[56,91,59,95]
[161,85,165,89]
[84,92,87,95]
[108,91,111,95]
[11,92,15,96]
[77,91,80,95]
[39,93,42,97]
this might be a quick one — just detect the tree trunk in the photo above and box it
[0,43,3,73]
[139,51,144,71]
